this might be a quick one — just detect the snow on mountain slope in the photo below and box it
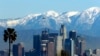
[65,11,79,17]
[0,7,100,37]
[45,10,59,17]
[75,7,100,31]
[78,7,100,24]
[57,11,80,24]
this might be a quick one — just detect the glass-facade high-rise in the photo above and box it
[65,38,74,56]
[33,35,41,56]
[13,42,24,56]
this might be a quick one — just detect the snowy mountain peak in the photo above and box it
[26,13,42,19]
[80,7,100,21]
[65,11,80,17]
[85,7,100,14]
[87,7,100,11]
[45,10,59,17]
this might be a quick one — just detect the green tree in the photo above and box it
[3,28,17,56]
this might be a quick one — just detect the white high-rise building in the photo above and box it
[56,36,63,56]
[60,24,67,49]
[56,24,67,56]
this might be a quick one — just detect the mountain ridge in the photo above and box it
[0,7,100,37]
[0,7,100,50]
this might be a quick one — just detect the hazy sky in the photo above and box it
[0,0,100,19]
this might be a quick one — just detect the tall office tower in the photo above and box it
[49,33,58,56]
[65,38,74,56]
[33,35,41,56]
[69,30,77,54]
[18,42,24,56]
[41,30,50,56]
[41,40,48,56]
[41,39,48,56]
[56,36,63,56]
[41,44,47,56]
[60,24,67,49]
[79,39,85,56]
[13,42,24,56]
[76,36,86,56]
[47,37,55,56]
[13,44,18,56]
[93,49,100,56]
[48,42,55,56]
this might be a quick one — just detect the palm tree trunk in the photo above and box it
[9,37,11,56]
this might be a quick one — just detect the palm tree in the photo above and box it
[3,28,17,56]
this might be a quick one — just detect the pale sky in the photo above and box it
[0,0,100,19]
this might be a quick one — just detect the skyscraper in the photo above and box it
[48,37,55,56]
[60,24,67,49]
[18,42,24,56]
[13,42,24,56]
[56,36,63,56]
[33,29,60,56]
[76,36,86,56]
[56,24,67,56]
[33,35,41,56]
[49,33,58,56]
[79,39,85,56]
[41,30,48,56]
[65,38,74,56]
[69,30,77,55]
[41,44,47,56]
[48,42,54,56]
[13,44,18,56]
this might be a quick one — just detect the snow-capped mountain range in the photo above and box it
[0,7,100,37]
[0,7,100,50]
